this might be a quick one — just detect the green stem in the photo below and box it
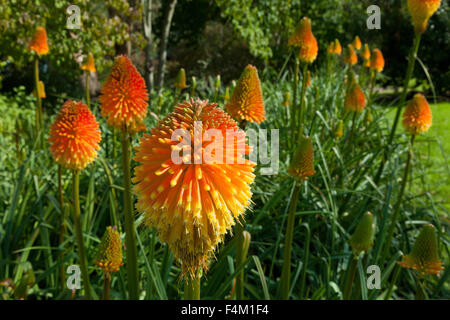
[103,272,111,300]
[72,170,92,299]
[382,134,416,260]
[34,56,43,149]
[385,264,401,300]
[58,165,66,290]
[348,111,357,146]
[235,222,245,300]
[343,255,358,300]
[280,182,301,299]
[415,278,427,300]
[297,63,309,140]
[85,71,90,110]
[184,274,201,300]
[290,57,300,144]
[120,126,139,300]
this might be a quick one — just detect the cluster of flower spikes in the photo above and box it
[94,226,123,273]
[48,100,101,170]
[288,17,318,64]
[398,224,443,275]
[99,55,149,133]
[402,93,432,135]
[133,98,256,278]
[225,65,266,124]
[407,0,442,34]
[28,26,49,55]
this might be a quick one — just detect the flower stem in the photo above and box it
[290,57,300,144]
[72,170,92,299]
[280,182,301,299]
[34,56,43,149]
[235,222,245,300]
[184,274,201,300]
[85,71,91,110]
[382,134,416,260]
[342,255,358,300]
[120,126,139,299]
[297,63,309,140]
[58,165,66,290]
[103,272,111,300]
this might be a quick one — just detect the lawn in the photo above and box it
[387,102,450,213]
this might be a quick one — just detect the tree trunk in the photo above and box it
[156,0,177,90]
[143,0,154,91]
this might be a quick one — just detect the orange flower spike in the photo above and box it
[28,26,49,55]
[175,68,187,90]
[344,44,358,65]
[133,98,256,278]
[288,135,315,181]
[49,100,101,170]
[334,39,342,55]
[225,64,265,124]
[352,36,362,50]
[289,17,318,63]
[327,42,335,54]
[306,71,311,87]
[402,93,432,135]
[81,53,96,73]
[99,55,149,133]
[398,224,443,275]
[408,0,442,34]
[370,49,385,73]
[361,44,371,61]
[345,77,366,113]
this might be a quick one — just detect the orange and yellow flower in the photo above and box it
[334,39,342,55]
[402,93,432,135]
[344,45,358,66]
[288,135,315,181]
[352,36,362,50]
[99,55,148,133]
[345,79,366,113]
[133,98,256,277]
[305,71,311,87]
[370,49,385,73]
[28,26,49,55]
[226,65,265,124]
[398,224,443,275]
[94,226,123,273]
[81,53,96,73]
[289,17,318,64]
[33,81,46,99]
[407,0,442,34]
[49,100,101,170]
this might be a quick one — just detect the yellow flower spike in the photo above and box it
[28,26,49,55]
[398,224,444,275]
[334,120,344,138]
[226,64,266,124]
[327,42,335,54]
[344,44,358,65]
[361,44,371,61]
[365,109,373,124]
[33,81,46,99]
[94,226,123,273]
[81,53,96,73]
[402,93,432,135]
[370,49,385,73]
[223,87,231,103]
[408,0,442,34]
[349,212,375,255]
[352,36,362,50]
[133,98,256,278]
[334,39,342,55]
[175,68,187,90]
[215,75,221,90]
[288,135,315,181]
[289,17,318,64]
